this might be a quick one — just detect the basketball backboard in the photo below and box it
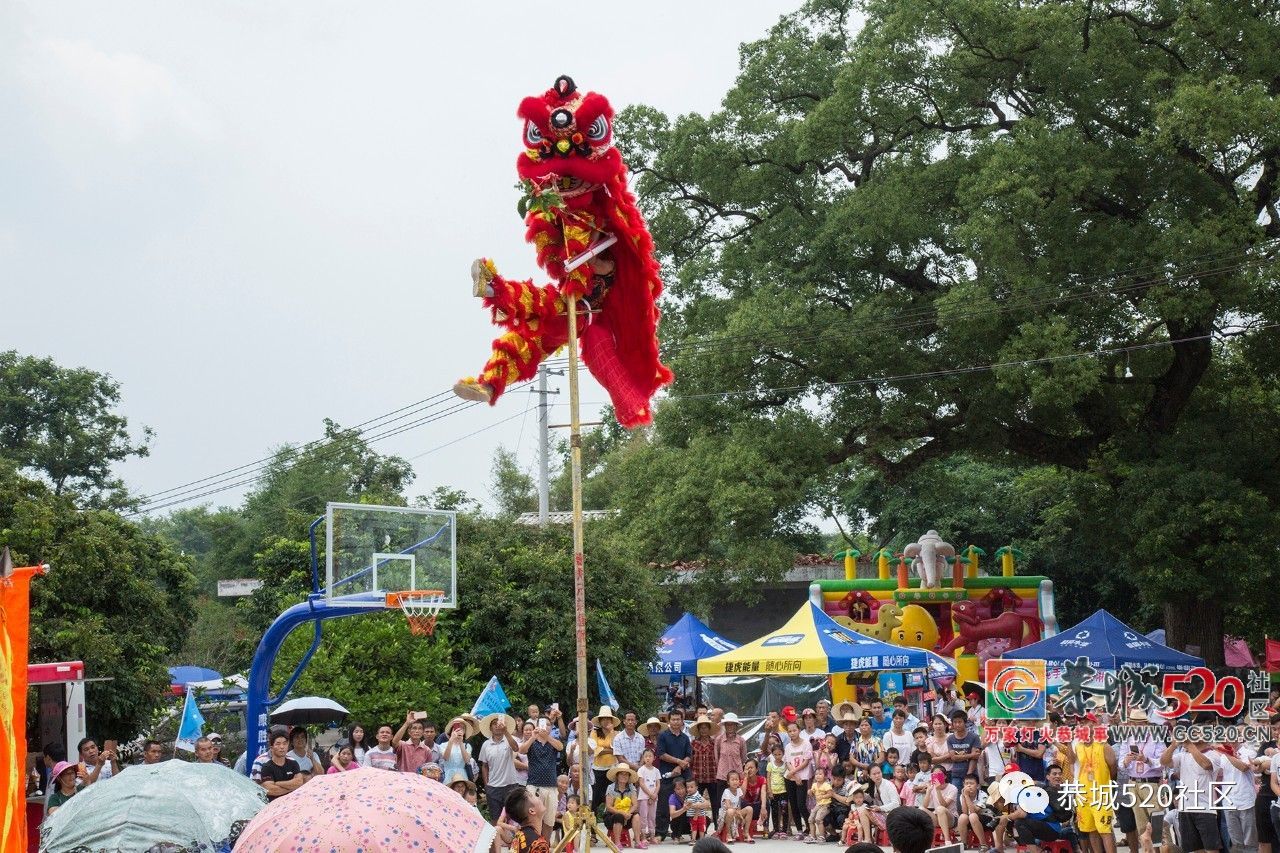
[324,502,457,609]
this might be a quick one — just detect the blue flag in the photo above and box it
[470,675,511,717]
[175,686,205,752]
[596,659,619,711]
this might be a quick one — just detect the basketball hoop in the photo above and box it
[388,590,446,637]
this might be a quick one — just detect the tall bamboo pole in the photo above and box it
[567,297,590,840]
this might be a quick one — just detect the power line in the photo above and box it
[127,381,536,515]
[127,242,1277,512]
[133,389,458,504]
[406,405,548,463]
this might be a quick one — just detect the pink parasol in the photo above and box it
[236,768,496,853]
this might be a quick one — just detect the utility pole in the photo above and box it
[534,364,561,526]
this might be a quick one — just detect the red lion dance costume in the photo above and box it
[453,75,672,427]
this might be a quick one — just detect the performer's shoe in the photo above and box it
[471,258,496,298]
[452,378,493,403]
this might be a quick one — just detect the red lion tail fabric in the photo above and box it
[581,321,651,428]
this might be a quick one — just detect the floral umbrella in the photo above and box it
[40,759,266,852]
[236,768,495,853]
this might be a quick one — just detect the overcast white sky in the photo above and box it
[1,1,799,514]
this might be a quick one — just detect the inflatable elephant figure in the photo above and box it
[903,530,955,588]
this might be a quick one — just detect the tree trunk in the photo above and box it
[1163,597,1224,666]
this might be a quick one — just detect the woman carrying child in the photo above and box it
[667,779,692,843]
[603,763,646,849]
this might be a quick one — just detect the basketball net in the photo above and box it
[392,590,445,637]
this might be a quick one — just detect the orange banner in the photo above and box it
[1,565,45,853]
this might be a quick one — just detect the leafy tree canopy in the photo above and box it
[0,351,151,506]
[0,465,196,739]
[454,513,667,716]
[276,610,484,731]
[605,0,1280,660]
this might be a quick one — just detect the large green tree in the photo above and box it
[609,0,1280,660]
[454,514,667,715]
[275,611,483,731]
[0,351,152,506]
[151,420,418,670]
[0,465,196,739]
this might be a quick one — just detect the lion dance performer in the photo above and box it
[453,75,673,428]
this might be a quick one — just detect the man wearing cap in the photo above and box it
[480,712,522,824]
[614,710,647,770]
[834,703,861,764]
[964,688,986,736]
[656,709,693,841]
[714,713,748,830]
[208,732,229,766]
[1116,708,1163,837]
[520,716,563,841]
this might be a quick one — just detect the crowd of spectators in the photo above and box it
[30,688,1280,853]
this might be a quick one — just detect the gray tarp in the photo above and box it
[699,674,832,751]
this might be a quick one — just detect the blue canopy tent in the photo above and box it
[651,612,740,676]
[1003,609,1204,671]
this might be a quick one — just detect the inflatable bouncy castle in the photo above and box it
[814,533,1058,690]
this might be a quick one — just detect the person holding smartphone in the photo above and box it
[76,738,119,786]
[393,711,435,774]
[521,717,564,841]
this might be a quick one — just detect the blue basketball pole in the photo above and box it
[242,593,384,774]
